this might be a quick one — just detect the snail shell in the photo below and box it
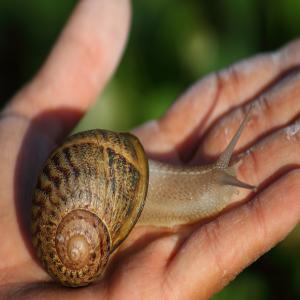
[31,130,148,287]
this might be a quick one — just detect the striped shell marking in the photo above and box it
[31,129,149,286]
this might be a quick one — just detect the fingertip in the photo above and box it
[39,0,131,103]
[273,38,300,69]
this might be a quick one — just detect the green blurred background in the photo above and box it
[1,1,300,299]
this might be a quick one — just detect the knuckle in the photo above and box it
[284,119,300,143]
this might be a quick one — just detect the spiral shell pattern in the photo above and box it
[31,130,148,286]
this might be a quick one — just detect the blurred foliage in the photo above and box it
[0,1,300,299]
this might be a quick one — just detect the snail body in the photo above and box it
[31,111,254,287]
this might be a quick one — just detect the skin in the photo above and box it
[0,0,299,299]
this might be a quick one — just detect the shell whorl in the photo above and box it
[31,129,149,286]
[54,209,110,286]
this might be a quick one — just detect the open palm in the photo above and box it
[0,1,299,299]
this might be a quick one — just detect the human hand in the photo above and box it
[0,0,300,299]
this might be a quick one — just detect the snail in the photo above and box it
[31,109,255,287]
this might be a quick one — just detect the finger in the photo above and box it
[238,119,300,189]
[3,0,130,139]
[0,0,130,281]
[193,70,300,162]
[167,169,300,299]
[134,39,300,158]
